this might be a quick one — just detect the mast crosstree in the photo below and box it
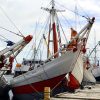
[41,0,65,58]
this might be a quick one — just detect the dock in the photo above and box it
[51,84,100,100]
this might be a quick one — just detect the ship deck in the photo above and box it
[51,83,100,100]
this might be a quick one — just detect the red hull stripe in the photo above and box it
[13,74,66,94]
[68,73,80,89]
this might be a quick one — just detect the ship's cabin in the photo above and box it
[14,59,44,77]
[22,59,43,66]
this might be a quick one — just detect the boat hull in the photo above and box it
[2,44,81,99]
[92,67,100,82]
[12,92,44,100]
[68,73,80,90]
[10,47,81,85]
[12,75,68,100]
[83,68,96,83]
[68,54,83,90]
[95,76,100,81]
[12,74,66,94]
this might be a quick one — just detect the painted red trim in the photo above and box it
[12,74,66,94]
[68,72,80,89]
[24,35,33,42]
[52,23,58,58]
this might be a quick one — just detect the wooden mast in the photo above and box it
[47,22,51,58]
[51,0,58,58]
[42,0,63,58]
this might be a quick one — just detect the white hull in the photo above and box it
[71,53,83,84]
[67,53,83,89]
[83,68,96,83]
[92,67,100,78]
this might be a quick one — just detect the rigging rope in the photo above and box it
[24,20,39,59]
[73,0,89,18]
[55,1,84,18]
[0,34,9,41]
[56,13,68,44]
[12,51,42,96]
[24,14,50,60]
[34,15,50,60]
[0,6,24,37]
[60,12,73,28]
[30,21,38,59]
[0,33,15,46]
[51,47,82,92]
[55,0,90,21]
[0,26,23,37]
[0,37,5,42]
[75,3,78,30]
[74,3,82,30]
[43,34,51,57]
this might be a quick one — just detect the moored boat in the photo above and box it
[82,57,96,84]
[1,0,95,99]
[92,65,100,82]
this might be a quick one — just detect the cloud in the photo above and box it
[0,0,100,62]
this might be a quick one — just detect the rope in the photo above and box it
[73,0,89,18]
[33,15,50,60]
[51,76,66,92]
[0,6,24,37]
[24,20,39,59]
[55,1,84,18]
[60,12,73,28]
[0,26,23,37]
[25,45,33,58]
[23,14,50,61]
[73,1,83,34]
[0,33,15,47]
[0,34,15,46]
[12,52,42,96]
[56,13,68,44]
[43,34,51,57]
[0,34,9,41]
[51,46,82,92]
[88,42,100,57]
[0,37,6,42]
[74,4,82,30]
[74,3,78,30]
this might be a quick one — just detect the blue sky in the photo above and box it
[0,0,100,63]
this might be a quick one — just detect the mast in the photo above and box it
[51,0,58,58]
[47,22,51,58]
[41,0,59,58]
